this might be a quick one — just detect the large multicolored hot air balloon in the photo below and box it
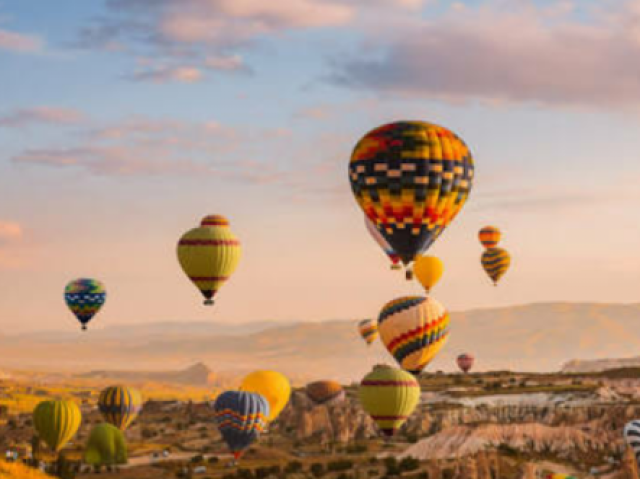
[98,386,142,431]
[413,255,444,293]
[349,121,475,272]
[457,353,475,374]
[33,400,81,453]
[213,391,269,461]
[177,215,241,306]
[378,296,449,375]
[481,247,511,286]
[358,365,420,437]
[624,420,640,471]
[240,370,290,421]
[64,278,106,330]
[84,423,128,467]
[306,381,345,406]
[365,216,401,270]
[358,319,378,346]
[479,226,501,249]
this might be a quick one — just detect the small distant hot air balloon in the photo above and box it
[481,247,511,286]
[306,381,345,406]
[177,215,241,306]
[213,391,269,461]
[84,423,128,467]
[33,400,82,453]
[624,420,640,470]
[478,226,501,249]
[545,475,578,479]
[457,353,475,374]
[365,217,401,270]
[358,365,420,437]
[358,319,378,346]
[98,386,142,431]
[240,370,291,421]
[413,255,444,293]
[64,278,106,330]
[378,296,449,375]
[349,121,474,273]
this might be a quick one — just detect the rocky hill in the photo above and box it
[79,362,216,386]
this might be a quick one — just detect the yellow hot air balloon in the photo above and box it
[378,296,449,375]
[240,370,291,421]
[98,385,142,431]
[358,365,420,437]
[478,226,501,249]
[413,255,444,293]
[358,319,378,345]
[33,400,82,453]
[481,247,511,286]
[177,215,241,306]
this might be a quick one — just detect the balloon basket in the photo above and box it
[204,299,214,306]
[405,270,413,281]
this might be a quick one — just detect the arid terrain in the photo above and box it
[2,366,640,479]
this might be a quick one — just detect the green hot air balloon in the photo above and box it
[33,400,82,452]
[358,365,420,437]
[84,423,128,467]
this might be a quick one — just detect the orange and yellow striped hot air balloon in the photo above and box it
[177,215,241,306]
[479,226,501,249]
[481,247,511,286]
[358,319,378,345]
[378,296,449,375]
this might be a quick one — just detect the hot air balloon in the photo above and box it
[365,216,401,270]
[545,475,578,479]
[479,226,501,249]
[348,121,475,274]
[358,319,378,346]
[33,400,81,453]
[481,247,511,286]
[378,296,449,375]
[84,423,128,467]
[457,353,474,374]
[177,215,241,306]
[624,420,640,470]
[64,278,106,330]
[98,386,142,431]
[213,391,269,461]
[358,365,420,437]
[306,381,345,406]
[413,255,444,293]
[240,370,290,421]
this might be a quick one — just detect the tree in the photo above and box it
[311,463,325,478]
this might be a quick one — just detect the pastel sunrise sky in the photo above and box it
[0,0,639,332]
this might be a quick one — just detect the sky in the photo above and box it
[0,0,639,333]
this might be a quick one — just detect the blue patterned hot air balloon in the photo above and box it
[64,278,106,330]
[213,391,269,461]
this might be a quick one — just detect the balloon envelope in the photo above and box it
[481,247,511,285]
[177,215,241,305]
[413,255,444,293]
[365,216,401,268]
[349,121,474,266]
[624,420,640,471]
[240,370,290,421]
[479,226,501,249]
[64,278,106,330]
[457,353,475,373]
[358,365,420,437]
[358,319,378,346]
[213,391,269,459]
[84,423,128,466]
[306,381,345,406]
[33,400,81,452]
[98,385,142,431]
[378,296,449,375]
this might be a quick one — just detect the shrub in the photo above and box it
[399,457,420,472]
[327,460,354,472]
[310,463,325,478]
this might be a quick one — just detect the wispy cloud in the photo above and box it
[0,107,85,128]
[130,65,203,83]
[0,28,42,52]
[329,0,640,109]
[0,221,23,243]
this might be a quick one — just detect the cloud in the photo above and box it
[130,65,203,83]
[0,28,42,52]
[0,107,85,128]
[329,0,640,109]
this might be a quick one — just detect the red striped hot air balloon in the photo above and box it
[478,226,501,249]
[456,353,474,374]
